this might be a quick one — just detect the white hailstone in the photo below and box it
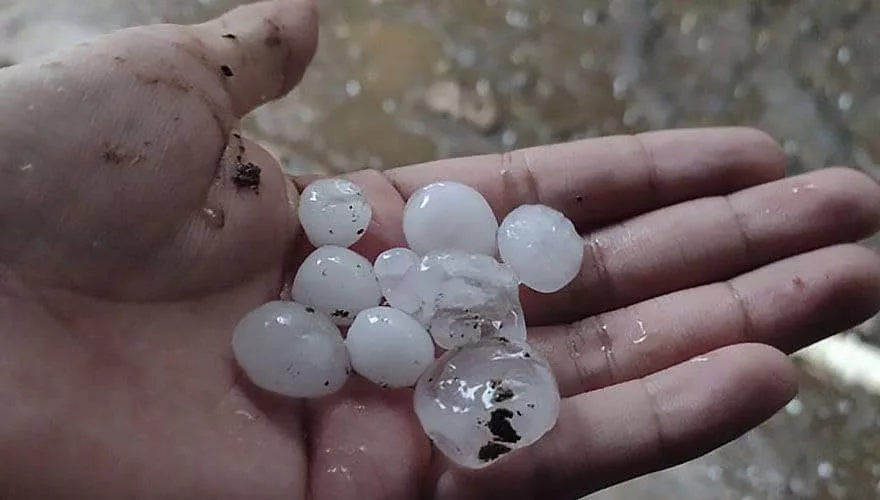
[403,181,499,256]
[298,178,372,247]
[498,204,583,293]
[345,306,435,388]
[386,251,527,349]
[231,301,350,398]
[373,247,419,299]
[291,245,382,326]
[414,337,560,469]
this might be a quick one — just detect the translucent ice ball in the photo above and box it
[299,178,372,248]
[403,181,499,256]
[345,306,435,388]
[498,204,583,293]
[413,338,560,469]
[232,301,350,398]
[291,246,382,325]
[385,251,527,349]
[373,247,420,299]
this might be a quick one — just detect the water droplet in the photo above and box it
[689,356,709,363]
[345,80,362,97]
[505,9,530,29]
[838,92,854,111]
[18,163,33,172]
[817,461,834,479]
[501,129,518,147]
[837,46,852,65]
[202,206,226,228]
[697,36,713,52]
[233,409,257,421]
[597,322,614,362]
[785,398,804,416]
[680,12,698,35]
[582,9,599,26]
[632,318,648,344]
[381,98,398,114]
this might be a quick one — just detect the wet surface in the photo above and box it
[2,0,880,498]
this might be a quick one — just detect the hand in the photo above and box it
[1,1,879,499]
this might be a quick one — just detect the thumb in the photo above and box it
[191,0,319,118]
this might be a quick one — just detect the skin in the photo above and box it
[0,1,878,499]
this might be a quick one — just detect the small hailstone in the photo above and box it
[414,337,560,469]
[387,251,526,349]
[374,247,419,299]
[299,178,372,247]
[498,204,583,293]
[345,306,435,388]
[291,245,382,326]
[403,181,499,256]
[231,301,350,398]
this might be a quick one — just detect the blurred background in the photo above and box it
[2,0,880,498]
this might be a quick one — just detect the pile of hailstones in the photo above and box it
[232,179,583,469]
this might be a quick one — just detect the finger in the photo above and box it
[532,244,880,397]
[434,344,796,500]
[192,0,318,117]
[525,166,880,325]
[386,127,786,231]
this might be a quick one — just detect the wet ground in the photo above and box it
[2,0,880,498]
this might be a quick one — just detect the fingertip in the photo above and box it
[196,0,319,116]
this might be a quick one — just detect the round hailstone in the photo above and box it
[498,204,584,293]
[291,246,382,326]
[403,181,499,256]
[231,301,350,398]
[386,251,527,349]
[374,247,419,299]
[299,178,372,247]
[345,306,435,388]
[414,337,560,469]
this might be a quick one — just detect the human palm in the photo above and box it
[1,2,879,499]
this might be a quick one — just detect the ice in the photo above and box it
[345,306,435,388]
[413,337,560,469]
[403,181,499,256]
[231,301,350,398]
[386,251,526,349]
[299,178,372,248]
[291,246,382,326]
[374,247,419,299]
[498,204,583,293]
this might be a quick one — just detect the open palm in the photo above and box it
[1,2,879,499]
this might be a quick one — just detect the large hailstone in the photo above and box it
[386,251,527,349]
[498,204,584,293]
[345,306,435,388]
[299,178,372,247]
[231,301,350,398]
[414,338,560,469]
[403,181,499,256]
[291,246,382,325]
[373,247,419,299]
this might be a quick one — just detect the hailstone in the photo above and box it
[291,245,382,326]
[299,178,372,247]
[414,337,560,469]
[345,306,435,388]
[386,251,527,349]
[498,204,583,293]
[231,301,350,398]
[374,247,419,299]
[403,181,499,256]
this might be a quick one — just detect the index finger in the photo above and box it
[386,127,786,231]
